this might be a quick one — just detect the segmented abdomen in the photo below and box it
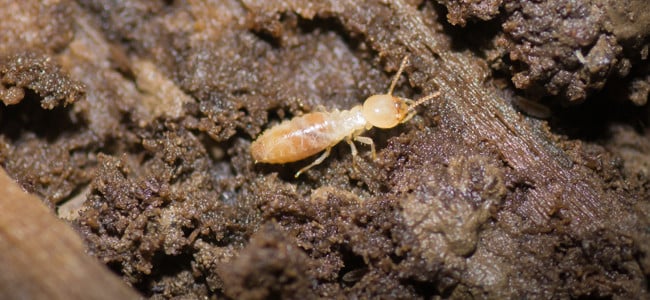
[251,112,339,163]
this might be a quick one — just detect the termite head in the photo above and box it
[362,92,440,128]
[362,94,410,128]
[362,55,440,129]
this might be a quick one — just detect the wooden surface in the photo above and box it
[0,168,140,300]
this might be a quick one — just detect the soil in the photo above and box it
[1,0,649,299]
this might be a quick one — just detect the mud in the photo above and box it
[0,0,649,299]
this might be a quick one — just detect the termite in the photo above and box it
[250,56,440,177]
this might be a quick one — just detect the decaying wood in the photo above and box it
[0,168,140,300]
[349,1,629,232]
[1,0,646,297]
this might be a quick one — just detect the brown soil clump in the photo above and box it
[1,0,648,298]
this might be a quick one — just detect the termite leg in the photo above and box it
[354,136,376,160]
[295,147,332,178]
[345,137,359,170]
[345,137,359,157]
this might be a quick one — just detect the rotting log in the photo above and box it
[0,0,646,297]
[336,0,630,232]
[0,168,140,300]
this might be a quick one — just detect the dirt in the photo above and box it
[0,0,649,299]
[483,0,648,103]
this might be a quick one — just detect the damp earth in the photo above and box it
[1,0,649,298]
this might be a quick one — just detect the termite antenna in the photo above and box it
[407,90,441,112]
[387,55,410,96]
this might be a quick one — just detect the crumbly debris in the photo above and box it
[0,0,648,299]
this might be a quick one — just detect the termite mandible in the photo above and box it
[250,55,440,177]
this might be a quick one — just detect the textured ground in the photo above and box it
[1,0,649,298]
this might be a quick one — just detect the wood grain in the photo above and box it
[0,168,140,300]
